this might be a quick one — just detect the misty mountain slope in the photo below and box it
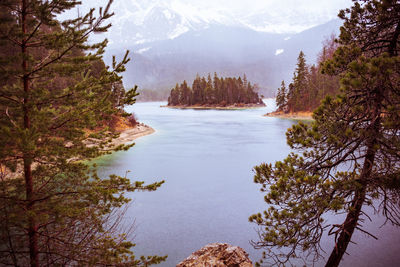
[105,19,342,96]
[281,19,343,63]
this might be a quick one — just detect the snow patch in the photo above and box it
[163,9,173,20]
[275,49,284,55]
[136,47,151,54]
[168,23,189,39]
[284,36,291,41]
[135,39,152,44]
[241,21,313,34]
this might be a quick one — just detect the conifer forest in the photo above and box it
[0,1,399,267]
[167,74,264,106]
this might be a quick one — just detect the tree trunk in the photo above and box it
[324,176,367,267]
[21,0,39,266]
[326,132,378,267]
[325,141,376,266]
[325,95,382,266]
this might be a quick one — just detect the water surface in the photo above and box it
[97,99,399,266]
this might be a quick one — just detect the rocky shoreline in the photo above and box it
[83,123,155,150]
[111,123,155,147]
[264,110,313,120]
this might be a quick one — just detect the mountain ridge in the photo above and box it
[104,19,342,97]
[104,0,343,47]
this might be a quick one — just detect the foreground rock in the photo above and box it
[177,243,253,267]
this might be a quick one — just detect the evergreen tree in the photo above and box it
[290,51,309,111]
[180,80,190,105]
[205,74,213,104]
[250,1,400,266]
[0,1,165,266]
[276,80,287,111]
[192,74,202,104]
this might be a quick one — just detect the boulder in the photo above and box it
[177,243,253,267]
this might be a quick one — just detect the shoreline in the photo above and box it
[2,123,155,175]
[264,111,314,120]
[84,123,155,150]
[111,123,155,147]
[161,103,266,110]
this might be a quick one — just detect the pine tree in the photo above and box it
[205,73,213,104]
[276,80,287,111]
[180,80,190,105]
[0,1,165,266]
[291,51,309,111]
[250,1,400,266]
[192,74,202,104]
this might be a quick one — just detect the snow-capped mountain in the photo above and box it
[101,0,345,48]
[92,0,347,96]
[104,0,240,47]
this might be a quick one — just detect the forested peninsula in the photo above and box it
[267,36,341,119]
[167,74,265,109]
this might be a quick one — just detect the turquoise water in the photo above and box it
[97,99,399,266]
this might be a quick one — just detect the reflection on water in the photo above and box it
[96,99,399,267]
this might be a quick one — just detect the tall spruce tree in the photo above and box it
[288,51,309,111]
[276,80,287,111]
[250,1,400,266]
[0,0,165,266]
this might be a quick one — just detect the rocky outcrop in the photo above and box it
[177,243,253,267]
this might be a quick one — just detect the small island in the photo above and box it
[166,73,265,109]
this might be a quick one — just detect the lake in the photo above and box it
[96,99,399,266]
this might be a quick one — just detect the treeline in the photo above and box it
[168,73,264,106]
[276,36,340,112]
